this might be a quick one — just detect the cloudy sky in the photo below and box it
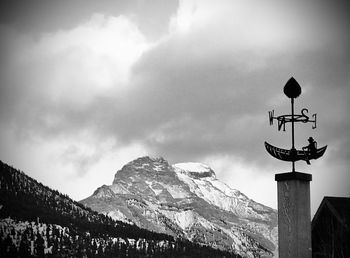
[1,0,349,215]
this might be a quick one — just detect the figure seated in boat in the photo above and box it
[302,137,317,165]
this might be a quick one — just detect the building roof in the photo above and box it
[312,196,350,230]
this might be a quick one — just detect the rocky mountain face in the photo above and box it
[81,156,278,257]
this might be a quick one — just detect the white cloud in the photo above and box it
[170,1,308,50]
[3,14,152,108]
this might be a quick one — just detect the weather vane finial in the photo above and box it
[265,77,327,172]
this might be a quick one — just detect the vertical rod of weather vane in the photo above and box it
[291,97,295,172]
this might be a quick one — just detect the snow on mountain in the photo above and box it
[173,162,216,179]
[80,156,278,257]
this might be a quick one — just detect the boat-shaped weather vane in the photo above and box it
[265,77,327,172]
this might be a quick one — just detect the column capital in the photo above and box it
[275,172,312,182]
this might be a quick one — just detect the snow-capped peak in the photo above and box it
[173,162,210,173]
[82,156,278,256]
[172,162,216,179]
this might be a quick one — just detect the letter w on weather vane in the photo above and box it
[265,77,327,172]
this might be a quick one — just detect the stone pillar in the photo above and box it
[275,172,312,258]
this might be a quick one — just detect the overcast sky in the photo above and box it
[1,0,349,215]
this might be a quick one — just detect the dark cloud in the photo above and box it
[0,0,178,39]
[119,37,340,165]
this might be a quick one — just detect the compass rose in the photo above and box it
[265,77,327,172]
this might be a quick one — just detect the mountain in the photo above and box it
[0,160,241,257]
[81,156,278,257]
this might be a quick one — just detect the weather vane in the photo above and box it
[265,77,327,172]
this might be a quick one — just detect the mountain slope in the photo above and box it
[81,156,278,257]
[0,159,240,257]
